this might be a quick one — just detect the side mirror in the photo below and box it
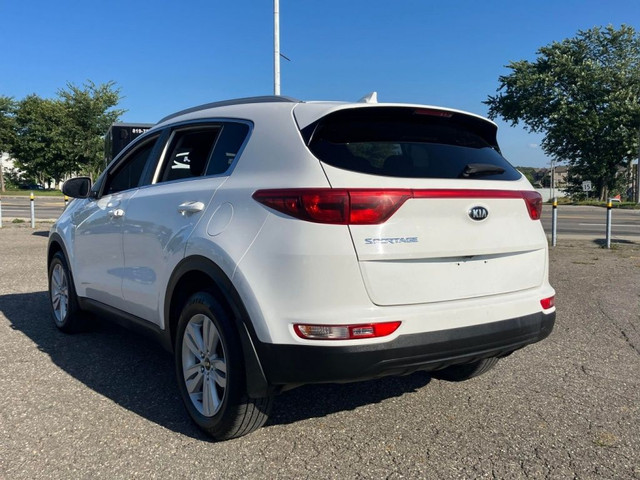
[62,177,92,198]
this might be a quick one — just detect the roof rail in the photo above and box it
[158,95,302,123]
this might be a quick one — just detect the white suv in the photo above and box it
[49,96,555,440]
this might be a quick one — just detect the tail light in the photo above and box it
[540,296,555,310]
[252,189,411,225]
[521,191,543,220]
[294,321,401,340]
[413,108,454,118]
[253,189,543,224]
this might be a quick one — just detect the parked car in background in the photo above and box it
[19,183,45,190]
[48,95,555,440]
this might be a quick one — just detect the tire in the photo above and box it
[433,357,499,382]
[174,292,272,440]
[48,251,85,333]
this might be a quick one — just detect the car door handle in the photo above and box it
[108,208,125,219]
[178,201,205,216]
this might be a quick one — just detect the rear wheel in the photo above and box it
[48,251,85,333]
[433,357,499,382]
[174,292,272,440]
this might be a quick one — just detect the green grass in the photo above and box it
[1,189,64,197]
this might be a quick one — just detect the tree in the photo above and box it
[485,25,640,200]
[515,166,537,186]
[12,95,72,186]
[0,96,17,192]
[58,80,125,180]
[10,81,125,186]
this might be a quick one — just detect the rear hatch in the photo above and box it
[298,105,546,306]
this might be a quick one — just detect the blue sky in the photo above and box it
[1,0,638,167]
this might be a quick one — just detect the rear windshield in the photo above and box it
[303,107,521,180]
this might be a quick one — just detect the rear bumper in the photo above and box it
[256,311,555,386]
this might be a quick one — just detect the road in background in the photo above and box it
[541,204,640,239]
[0,196,67,221]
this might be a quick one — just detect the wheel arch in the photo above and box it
[47,233,77,291]
[165,256,271,398]
[47,232,67,266]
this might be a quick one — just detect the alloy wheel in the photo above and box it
[181,313,228,417]
[50,264,69,325]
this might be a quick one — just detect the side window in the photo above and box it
[159,127,220,183]
[206,123,250,175]
[104,136,159,195]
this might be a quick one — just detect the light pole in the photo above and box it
[273,0,280,96]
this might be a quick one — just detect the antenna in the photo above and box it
[358,92,378,103]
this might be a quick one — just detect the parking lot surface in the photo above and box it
[1,225,638,479]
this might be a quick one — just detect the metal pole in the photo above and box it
[0,196,3,228]
[605,199,612,249]
[551,197,557,247]
[64,195,69,209]
[273,0,281,95]
[30,192,35,228]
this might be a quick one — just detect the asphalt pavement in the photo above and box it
[0,224,639,479]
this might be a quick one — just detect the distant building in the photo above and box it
[0,152,18,189]
[105,123,154,165]
[0,152,15,170]
[554,166,568,189]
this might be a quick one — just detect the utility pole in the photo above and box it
[273,0,280,96]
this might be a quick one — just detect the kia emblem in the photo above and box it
[468,206,489,221]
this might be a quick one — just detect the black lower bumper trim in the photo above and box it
[256,311,555,386]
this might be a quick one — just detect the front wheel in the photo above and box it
[48,251,85,333]
[174,292,272,440]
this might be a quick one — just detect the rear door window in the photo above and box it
[156,122,250,182]
[158,127,220,183]
[304,107,521,180]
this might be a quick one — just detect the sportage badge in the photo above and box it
[468,206,489,221]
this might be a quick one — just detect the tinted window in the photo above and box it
[104,137,158,195]
[159,128,220,183]
[305,107,521,180]
[206,123,250,175]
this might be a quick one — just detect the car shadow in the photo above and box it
[270,372,431,427]
[592,238,638,247]
[32,230,50,238]
[1,291,431,439]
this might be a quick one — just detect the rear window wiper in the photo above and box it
[460,163,505,178]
